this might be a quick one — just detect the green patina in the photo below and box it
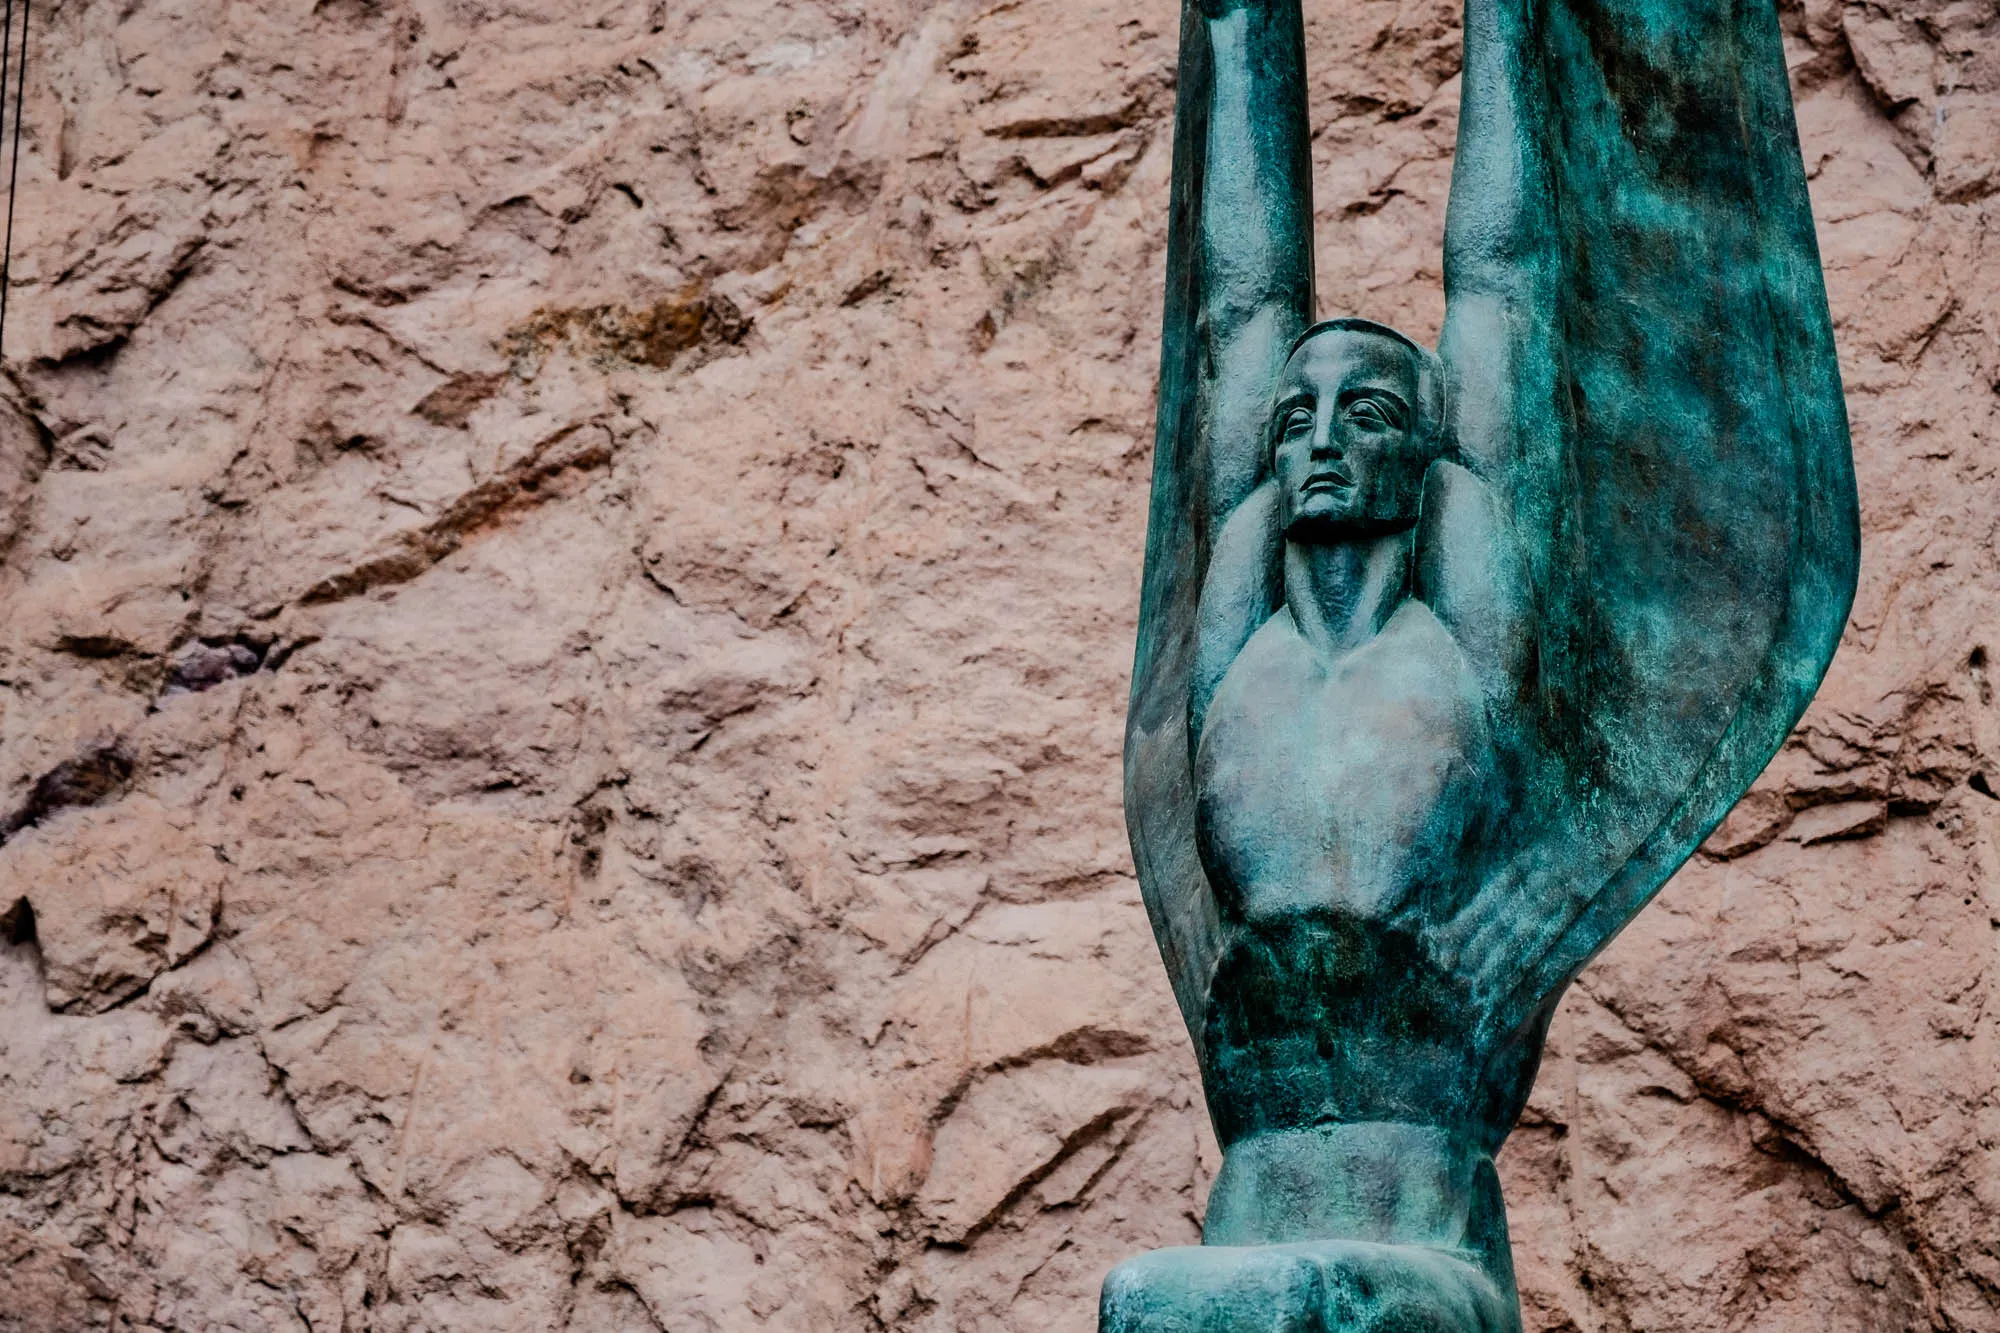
[1109,0,1858,1326]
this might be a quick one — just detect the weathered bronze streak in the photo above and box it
[1107,0,1859,1325]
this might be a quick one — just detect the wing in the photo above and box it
[1441,0,1860,1047]
[1126,0,1315,1051]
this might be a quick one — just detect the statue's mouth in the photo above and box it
[1303,468,1354,494]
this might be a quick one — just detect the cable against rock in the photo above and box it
[0,0,28,361]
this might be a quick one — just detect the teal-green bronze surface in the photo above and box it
[1110,0,1860,1326]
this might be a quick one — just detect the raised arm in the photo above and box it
[1184,0,1318,736]
[1436,0,1558,480]
[1191,0,1316,524]
[1415,0,1558,694]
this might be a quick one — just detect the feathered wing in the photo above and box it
[1125,0,1317,1055]
[1460,0,1860,1046]
[1125,4,1230,1052]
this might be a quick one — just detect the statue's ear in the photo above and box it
[1417,343,1450,458]
[1431,435,1475,477]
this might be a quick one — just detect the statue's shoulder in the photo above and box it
[1210,611,1306,703]
[1366,600,1490,718]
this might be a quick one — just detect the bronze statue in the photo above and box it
[1108,0,1859,1325]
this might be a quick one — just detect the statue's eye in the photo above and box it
[1281,408,1314,438]
[1348,399,1391,429]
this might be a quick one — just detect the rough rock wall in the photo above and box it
[0,0,1994,1330]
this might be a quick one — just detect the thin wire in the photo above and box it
[0,0,16,360]
[0,0,27,361]
[0,0,14,352]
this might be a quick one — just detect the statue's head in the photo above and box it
[1268,319,1447,539]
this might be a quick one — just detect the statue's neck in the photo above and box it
[1282,527,1414,655]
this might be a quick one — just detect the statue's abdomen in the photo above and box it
[1190,604,1517,1144]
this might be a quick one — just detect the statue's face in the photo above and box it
[1270,331,1433,539]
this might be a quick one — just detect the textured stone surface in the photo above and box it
[0,1,1993,1331]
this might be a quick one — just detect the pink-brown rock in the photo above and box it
[0,1,1994,1330]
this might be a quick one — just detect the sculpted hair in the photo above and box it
[1275,318,1451,458]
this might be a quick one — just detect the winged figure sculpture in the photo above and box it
[1107,0,1859,1325]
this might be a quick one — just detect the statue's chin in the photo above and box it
[1283,507,1416,543]
[1283,505,1356,540]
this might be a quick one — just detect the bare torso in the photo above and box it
[1194,597,1494,930]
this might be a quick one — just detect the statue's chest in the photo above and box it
[1193,607,1487,920]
